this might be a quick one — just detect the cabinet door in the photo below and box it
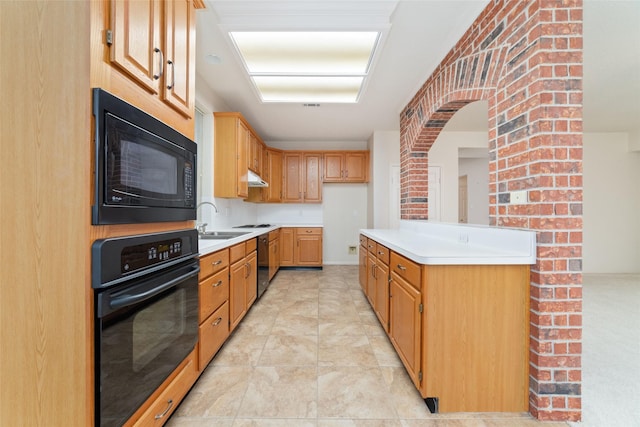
[163,0,195,117]
[229,259,247,331]
[265,149,282,202]
[323,153,343,182]
[282,153,302,202]
[375,262,390,332]
[295,234,323,266]
[303,154,322,202]
[366,252,377,306]
[245,251,257,309]
[280,228,295,266]
[389,272,422,388]
[344,152,368,182]
[110,0,162,94]
[236,120,249,198]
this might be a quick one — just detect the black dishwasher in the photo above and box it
[257,232,270,298]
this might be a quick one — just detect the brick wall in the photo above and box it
[400,0,583,421]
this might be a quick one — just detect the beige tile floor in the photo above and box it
[167,266,570,427]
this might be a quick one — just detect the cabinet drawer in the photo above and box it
[245,237,257,254]
[366,238,376,253]
[296,227,322,235]
[199,268,229,322]
[199,249,229,280]
[390,252,421,290]
[133,351,198,427]
[376,244,390,265]
[198,301,230,370]
[230,242,245,263]
[269,229,280,241]
[359,234,367,247]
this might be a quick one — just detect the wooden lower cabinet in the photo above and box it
[359,234,530,413]
[268,230,280,280]
[229,242,257,332]
[389,267,422,388]
[280,227,323,267]
[198,301,229,369]
[131,350,198,427]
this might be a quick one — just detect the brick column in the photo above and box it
[399,0,583,421]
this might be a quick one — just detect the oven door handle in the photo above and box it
[109,266,200,310]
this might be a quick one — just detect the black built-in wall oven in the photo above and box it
[92,229,199,427]
[92,88,197,224]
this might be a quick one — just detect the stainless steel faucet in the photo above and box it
[196,201,219,233]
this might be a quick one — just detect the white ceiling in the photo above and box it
[196,0,640,143]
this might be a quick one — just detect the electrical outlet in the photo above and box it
[348,246,357,255]
[511,190,527,204]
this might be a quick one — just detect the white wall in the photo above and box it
[195,76,259,229]
[367,130,401,229]
[583,132,640,273]
[427,131,488,223]
[322,184,368,265]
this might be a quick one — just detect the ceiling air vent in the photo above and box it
[303,103,321,107]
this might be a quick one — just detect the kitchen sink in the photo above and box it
[198,231,250,240]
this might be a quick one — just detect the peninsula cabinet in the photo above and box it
[282,152,322,203]
[359,234,530,413]
[323,151,369,183]
[213,112,249,198]
[108,0,196,118]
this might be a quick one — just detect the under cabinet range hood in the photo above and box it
[248,170,269,187]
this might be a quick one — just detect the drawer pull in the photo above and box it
[212,280,223,287]
[378,251,384,255]
[396,264,407,271]
[154,399,173,420]
[212,317,223,326]
[306,230,312,233]
[212,260,223,266]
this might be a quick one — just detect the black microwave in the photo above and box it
[92,88,197,225]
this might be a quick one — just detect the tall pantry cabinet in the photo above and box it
[0,1,200,425]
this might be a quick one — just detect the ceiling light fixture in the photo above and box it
[229,31,380,103]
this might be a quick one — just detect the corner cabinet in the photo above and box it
[108,0,195,118]
[359,234,530,413]
[214,113,249,198]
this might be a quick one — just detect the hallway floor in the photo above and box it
[167,266,573,427]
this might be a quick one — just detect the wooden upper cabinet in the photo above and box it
[110,0,162,94]
[303,154,322,202]
[249,133,264,175]
[264,149,282,202]
[163,0,195,117]
[323,151,369,183]
[282,152,303,202]
[109,0,195,118]
[282,152,322,203]
[214,113,249,198]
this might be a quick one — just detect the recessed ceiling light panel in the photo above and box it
[229,31,380,103]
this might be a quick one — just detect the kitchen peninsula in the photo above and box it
[359,221,536,413]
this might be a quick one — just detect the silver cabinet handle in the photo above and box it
[167,59,175,89]
[154,399,173,420]
[153,47,164,80]
[212,260,222,266]
[396,264,407,271]
[212,280,223,287]
[212,317,222,326]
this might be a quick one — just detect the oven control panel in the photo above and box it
[121,237,183,273]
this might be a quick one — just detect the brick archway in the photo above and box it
[400,1,583,422]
